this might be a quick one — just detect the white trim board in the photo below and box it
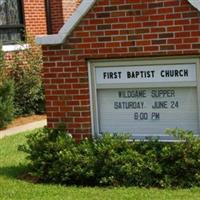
[2,44,29,52]
[36,0,200,46]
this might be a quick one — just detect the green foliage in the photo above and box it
[2,130,200,200]
[19,128,200,188]
[0,36,44,128]
[11,61,44,116]
[0,80,15,129]
[0,45,7,83]
[0,47,14,129]
[8,37,45,116]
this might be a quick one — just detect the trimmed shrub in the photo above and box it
[19,128,200,188]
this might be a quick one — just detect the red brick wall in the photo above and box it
[51,0,81,34]
[62,0,82,21]
[42,0,200,141]
[23,0,47,36]
[23,0,81,36]
[49,0,63,34]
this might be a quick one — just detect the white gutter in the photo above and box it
[36,0,96,45]
[36,0,199,45]
[188,0,200,11]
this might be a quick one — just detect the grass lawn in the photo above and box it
[1,130,200,200]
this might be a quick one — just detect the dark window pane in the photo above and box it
[0,0,23,44]
[0,0,7,25]
[0,28,21,44]
[7,0,20,25]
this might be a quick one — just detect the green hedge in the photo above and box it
[19,128,200,188]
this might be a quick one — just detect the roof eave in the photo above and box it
[35,0,96,45]
[188,0,200,11]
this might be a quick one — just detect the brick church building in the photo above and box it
[3,0,199,141]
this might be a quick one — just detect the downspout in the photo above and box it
[45,0,52,34]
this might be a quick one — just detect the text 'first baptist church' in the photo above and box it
[103,69,189,80]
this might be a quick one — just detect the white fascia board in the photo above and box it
[36,0,97,45]
[36,34,65,45]
[188,0,200,11]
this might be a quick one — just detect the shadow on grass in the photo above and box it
[0,165,28,179]
[0,165,40,183]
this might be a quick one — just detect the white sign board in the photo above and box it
[97,87,198,136]
[96,64,196,84]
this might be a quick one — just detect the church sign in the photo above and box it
[89,58,200,140]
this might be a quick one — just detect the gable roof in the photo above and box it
[36,0,200,45]
[188,0,200,11]
[36,0,96,45]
